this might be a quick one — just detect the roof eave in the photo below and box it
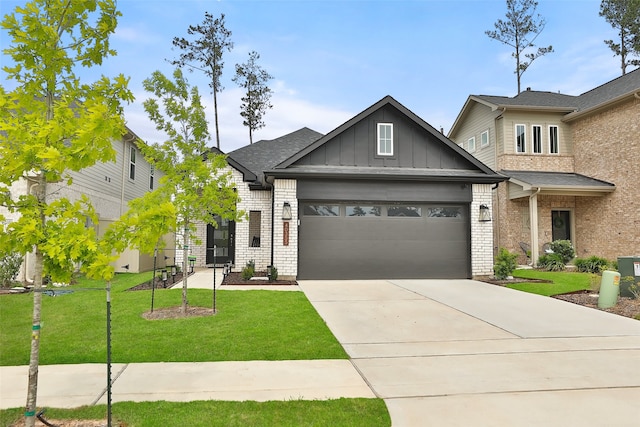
[265,169,507,184]
[563,91,640,122]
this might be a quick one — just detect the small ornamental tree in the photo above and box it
[141,68,241,315]
[0,1,132,425]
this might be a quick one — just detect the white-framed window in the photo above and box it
[377,123,393,156]
[549,125,559,154]
[467,136,476,152]
[532,125,542,154]
[480,130,489,147]
[129,146,136,180]
[515,124,526,153]
[149,164,155,190]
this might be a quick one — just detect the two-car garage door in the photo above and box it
[298,202,470,279]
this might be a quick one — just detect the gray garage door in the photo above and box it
[298,202,471,279]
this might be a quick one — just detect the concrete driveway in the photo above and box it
[298,279,640,427]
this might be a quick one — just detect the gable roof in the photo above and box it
[226,127,323,187]
[449,67,640,136]
[267,96,505,184]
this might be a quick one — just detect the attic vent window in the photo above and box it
[377,123,393,156]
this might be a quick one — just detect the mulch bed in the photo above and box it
[221,271,298,286]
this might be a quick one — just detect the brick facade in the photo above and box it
[471,184,495,277]
[572,97,640,260]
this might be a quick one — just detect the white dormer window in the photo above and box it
[377,123,393,156]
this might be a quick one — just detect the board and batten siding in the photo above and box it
[499,111,573,156]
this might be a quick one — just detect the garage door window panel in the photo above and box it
[387,206,422,217]
[303,204,340,216]
[426,207,463,218]
[346,205,381,217]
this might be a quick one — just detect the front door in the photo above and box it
[551,210,571,241]
[206,216,235,265]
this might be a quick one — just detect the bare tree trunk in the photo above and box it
[25,178,46,427]
[181,225,189,315]
[213,91,220,149]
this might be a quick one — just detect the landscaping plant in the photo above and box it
[537,253,566,271]
[549,239,575,263]
[574,255,610,273]
[493,247,518,280]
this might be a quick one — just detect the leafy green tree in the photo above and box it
[0,1,132,425]
[141,68,241,314]
[600,0,640,75]
[486,0,554,94]
[171,12,233,150]
[232,51,274,145]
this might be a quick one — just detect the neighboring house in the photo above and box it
[189,96,505,280]
[3,128,171,282]
[448,68,640,264]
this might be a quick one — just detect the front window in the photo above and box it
[467,136,476,153]
[249,211,261,247]
[149,165,155,190]
[532,125,542,154]
[480,130,489,147]
[377,123,393,156]
[129,146,136,180]
[549,125,559,154]
[515,124,526,153]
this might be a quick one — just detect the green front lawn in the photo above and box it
[0,399,391,427]
[508,269,593,296]
[0,272,347,365]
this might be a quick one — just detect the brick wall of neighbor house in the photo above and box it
[471,184,495,277]
[572,97,640,260]
[272,179,297,279]
[498,154,574,172]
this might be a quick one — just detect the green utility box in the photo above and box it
[598,270,620,309]
[617,257,640,298]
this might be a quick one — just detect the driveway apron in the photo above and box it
[299,279,640,427]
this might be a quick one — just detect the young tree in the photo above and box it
[171,12,233,150]
[141,68,241,314]
[0,1,132,425]
[232,51,274,145]
[486,0,554,93]
[600,0,640,75]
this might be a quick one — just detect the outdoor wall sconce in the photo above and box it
[479,204,492,222]
[282,201,292,221]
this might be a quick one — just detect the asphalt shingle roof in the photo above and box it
[502,170,615,188]
[474,67,640,113]
[227,127,323,185]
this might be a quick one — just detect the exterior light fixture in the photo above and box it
[161,269,168,285]
[282,201,292,220]
[479,204,491,222]
[188,256,196,273]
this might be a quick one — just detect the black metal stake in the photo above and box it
[213,245,217,313]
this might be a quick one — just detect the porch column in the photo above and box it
[529,189,540,267]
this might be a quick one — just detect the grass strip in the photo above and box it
[1,398,391,427]
[509,269,592,296]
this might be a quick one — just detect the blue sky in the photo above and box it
[1,0,629,152]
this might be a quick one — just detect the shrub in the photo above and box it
[0,252,23,287]
[549,240,575,263]
[574,256,609,273]
[493,247,518,280]
[268,265,278,282]
[241,260,255,280]
[538,253,566,271]
[622,276,640,300]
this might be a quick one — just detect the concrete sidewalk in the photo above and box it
[1,360,374,410]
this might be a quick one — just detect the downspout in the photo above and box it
[270,185,275,269]
[529,187,541,266]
